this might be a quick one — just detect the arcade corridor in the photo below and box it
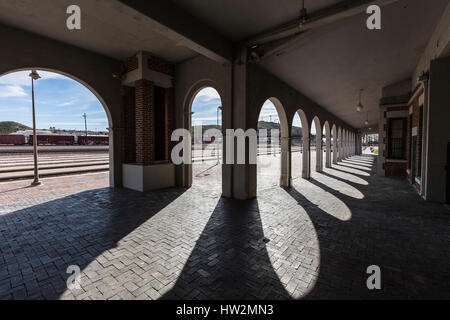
[0,155,448,300]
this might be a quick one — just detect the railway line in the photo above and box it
[0,144,322,181]
[0,151,109,181]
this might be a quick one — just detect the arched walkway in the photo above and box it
[0,68,115,185]
[189,87,223,191]
[256,98,290,191]
[183,83,224,192]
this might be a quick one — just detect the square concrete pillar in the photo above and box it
[121,52,177,193]
[123,162,175,192]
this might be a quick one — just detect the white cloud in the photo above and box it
[192,117,221,122]
[0,105,29,112]
[196,87,221,102]
[59,99,78,107]
[0,72,31,86]
[88,110,107,115]
[263,100,275,108]
[50,120,108,126]
[39,71,67,80]
[0,85,28,97]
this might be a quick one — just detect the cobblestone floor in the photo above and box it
[0,155,449,300]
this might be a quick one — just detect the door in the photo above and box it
[411,136,417,183]
[446,142,450,204]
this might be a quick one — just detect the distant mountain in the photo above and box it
[192,121,303,136]
[258,121,303,137]
[0,121,31,134]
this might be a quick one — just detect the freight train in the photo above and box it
[0,134,108,146]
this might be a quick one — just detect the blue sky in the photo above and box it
[191,87,223,126]
[0,74,320,134]
[191,90,318,134]
[0,70,108,131]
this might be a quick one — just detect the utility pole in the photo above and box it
[82,113,88,137]
[29,70,42,186]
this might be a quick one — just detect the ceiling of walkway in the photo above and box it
[172,0,448,129]
[0,0,447,129]
[0,0,198,62]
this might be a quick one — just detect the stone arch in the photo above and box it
[182,80,225,190]
[323,121,331,168]
[255,97,290,190]
[332,124,338,164]
[292,108,310,179]
[0,68,117,187]
[311,116,323,173]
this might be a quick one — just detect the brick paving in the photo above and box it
[0,155,449,300]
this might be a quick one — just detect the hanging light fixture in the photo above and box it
[364,111,369,126]
[356,89,364,112]
[299,0,308,26]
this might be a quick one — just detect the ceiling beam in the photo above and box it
[118,0,233,63]
[247,0,399,61]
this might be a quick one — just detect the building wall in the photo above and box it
[426,56,450,203]
[378,79,412,177]
[406,87,425,194]
[412,3,450,90]
[379,105,409,178]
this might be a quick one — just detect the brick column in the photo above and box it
[123,86,136,164]
[135,79,154,166]
[166,87,175,160]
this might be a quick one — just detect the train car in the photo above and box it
[0,134,26,145]
[28,135,75,145]
[192,137,215,144]
[77,135,109,145]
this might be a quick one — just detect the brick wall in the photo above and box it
[125,57,139,73]
[384,162,407,178]
[123,86,136,164]
[135,79,155,166]
[166,87,175,160]
[154,86,167,161]
[148,55,174,76]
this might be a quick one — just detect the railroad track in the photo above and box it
[0,152,109,181]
